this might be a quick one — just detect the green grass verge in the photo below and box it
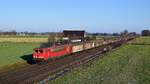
[0,43,40,73]
[50,37,150,84]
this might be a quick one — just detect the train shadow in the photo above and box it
[21,54,35,64]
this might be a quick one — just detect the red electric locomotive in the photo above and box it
[33,44,72,62]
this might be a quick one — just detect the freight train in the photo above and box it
[32,36,135,63]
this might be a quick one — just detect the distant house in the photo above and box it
[63,30,86,42]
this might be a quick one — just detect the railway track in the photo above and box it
[0,38,132,84]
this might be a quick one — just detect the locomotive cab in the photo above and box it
[33,48,50,61]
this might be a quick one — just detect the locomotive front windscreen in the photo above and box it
[35,50,43,53]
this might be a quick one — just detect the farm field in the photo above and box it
[0,43,40,73]
[0,35,48,43]
[0,35,48,38]
[50,37,150,84]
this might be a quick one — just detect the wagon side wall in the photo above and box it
[72,44,84,53]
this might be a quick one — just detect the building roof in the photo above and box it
[63,30,85,37]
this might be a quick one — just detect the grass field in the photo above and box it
[132,36,150,44]
[0,43,40,72]
[0,35,49,43]
[50,37,150,84]
[0,37,48,43]
[0,35,48,38]
[0,38,48,43]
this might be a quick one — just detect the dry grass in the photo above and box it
[0,37,48,43]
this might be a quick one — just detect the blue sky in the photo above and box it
[0,0,150,33]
